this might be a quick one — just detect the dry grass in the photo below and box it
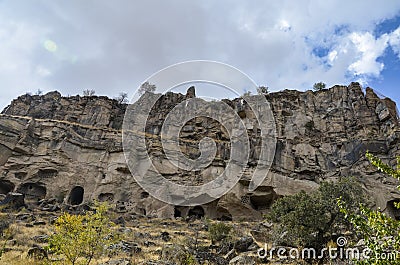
[0,213,274,264]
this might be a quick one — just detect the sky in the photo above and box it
[0,0,400,110]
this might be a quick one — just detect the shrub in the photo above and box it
[47,202,120,265]
[305,120,315,131]
[0,213,10,235]
[339,152,400,265]
[208,222,232,244]
[257,86,269,95]
[0,213,13,260]
[161,244,197,265]
[268,177,364,250]
[241,91,252,97]
[138,82,156,95]
[313,82,326,91]
[181,252,197,265]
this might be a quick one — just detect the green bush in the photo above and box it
[305,120,315,131]
[208,222,232,244]
[47,202,121,265]
[0,213,13,260]
[161,244,197,265]
[182,252,197,265]
[138,81,156,95]
[313,82,326,91]
[267,177,364,250]
[257,86,269,95]
[339,152,400,264]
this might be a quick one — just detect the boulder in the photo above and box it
[0,192,25,210]
[27,246,47,260]
[234,236,254,252]
[229,256,255,265]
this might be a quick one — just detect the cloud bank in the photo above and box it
[0,0,400,108]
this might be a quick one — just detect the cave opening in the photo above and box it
[98,192,114,202]
[140,192,149,199]
[138,208,146,216]
[216,207,233,221]
[249,186,278,211]
[188,206,205,219]
[0,180,15,195]
[174,207,182,218]
[68,186,84,205]
[17,182,46,200]
[387,199,400,220]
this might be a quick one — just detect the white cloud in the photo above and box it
[389,27,400,58]
[328,50,338,64]
[0,18,50,108]
[348,32,389,77]
[229,1,400,91]
[0,0,400,109]
[36,65,51,77]
[276,19,291,32]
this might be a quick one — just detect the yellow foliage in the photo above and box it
[48,202,120,265]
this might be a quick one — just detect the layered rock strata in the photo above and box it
[0,83,399,220]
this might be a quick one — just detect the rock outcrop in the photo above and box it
[0,83,399,220]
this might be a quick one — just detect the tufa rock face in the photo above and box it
[0,83,399,220]
[2,91,127,129]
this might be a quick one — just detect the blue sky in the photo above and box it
[0,1,399,109]
[369,16,400,105]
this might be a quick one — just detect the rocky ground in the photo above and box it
[0,206,273,265]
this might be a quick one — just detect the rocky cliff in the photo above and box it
[0,83,399,221]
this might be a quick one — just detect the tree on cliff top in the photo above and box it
[83,89,96,96]
[115,92,129,104]
[138,81,156,95]
[257,85,269,95]
[313,82,326,91]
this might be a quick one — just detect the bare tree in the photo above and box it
[138,82,156,95]
[83,89,96,96]
[115,92,129,104]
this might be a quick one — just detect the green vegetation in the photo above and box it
[313,82,326,91]
[0,213,13,260]
[339,152,400,265]
[241,91,252,97]
[267,177,364,250]
[161,244,197,265]
[257,86,269,95]
[138,81,156,95]
[47,202,120,265]
[207,221,232,244]
[305,120,315,131]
